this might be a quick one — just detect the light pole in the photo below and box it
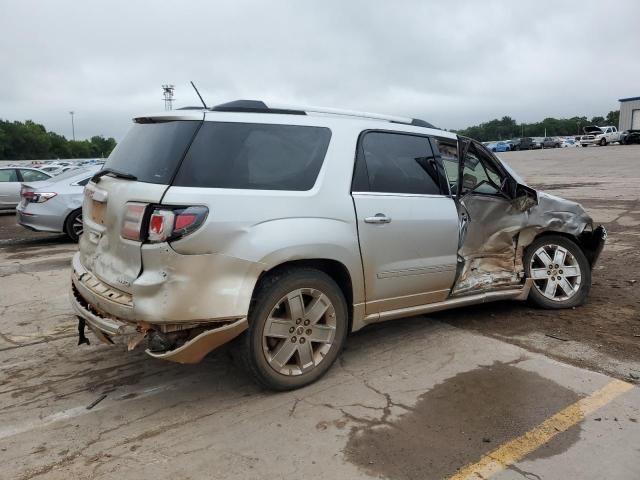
[69,111,75,141]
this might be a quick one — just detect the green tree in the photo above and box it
[605,110,620,127]
[0,119,117,160]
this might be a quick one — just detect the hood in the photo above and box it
[583,126,603,134]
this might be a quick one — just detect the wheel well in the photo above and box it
[531,230,601,266]
[64,208,82,229]
[253,259,354,331]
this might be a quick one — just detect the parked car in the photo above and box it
[561,138,578,148]
[17,166,100,241]
[620,130,640,145]
[70,100,606,390]
[510,137,536,150]
[0,167,52,209]
[530,138,544,149]
[580,126,622,147]
[540,137,562,149]
[490,141,511,152]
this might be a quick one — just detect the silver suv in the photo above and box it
[71,100,606,390]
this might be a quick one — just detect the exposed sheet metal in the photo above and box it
[451,192,593,296]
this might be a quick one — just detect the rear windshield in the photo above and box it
[173,122,331,191]
[104,121,200,184]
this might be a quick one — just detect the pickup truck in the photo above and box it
[579,126,622,147]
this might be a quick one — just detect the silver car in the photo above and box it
[0,167,52,209]
[17,166,100,241]
[70,100,606,390]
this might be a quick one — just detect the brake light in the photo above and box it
[21,189,57,203]
[147,206,208,243]
[121,203,147,241]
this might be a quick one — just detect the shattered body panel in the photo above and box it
[452,188,595,297]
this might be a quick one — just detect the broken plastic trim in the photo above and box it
[146,318,248,364]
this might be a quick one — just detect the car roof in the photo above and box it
[132,100,456,141]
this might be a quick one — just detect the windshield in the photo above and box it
[104,121,201,184]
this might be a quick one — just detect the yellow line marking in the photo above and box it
[448,379,634,480]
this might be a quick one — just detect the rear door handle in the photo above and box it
[364,213,392,224]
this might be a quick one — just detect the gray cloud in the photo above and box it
[1,0,639,140]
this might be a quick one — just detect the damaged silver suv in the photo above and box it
[71,100,606,390]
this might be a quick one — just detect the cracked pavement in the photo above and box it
[1,146,639,479]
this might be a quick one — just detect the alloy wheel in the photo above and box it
[72,213,83,238]
[529,244,582,301]
[262,287,336,376]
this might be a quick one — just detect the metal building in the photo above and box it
[618,96,640,131]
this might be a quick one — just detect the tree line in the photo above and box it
[456,110,620,142]
[0,119,117,160]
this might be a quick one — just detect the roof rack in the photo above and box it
[204,100,435,129]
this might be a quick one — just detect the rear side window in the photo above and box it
[104,121,201,184]
[174,123,331,191]
[0,169,18,182]
[20,169,50,182]
[355,132,442,195]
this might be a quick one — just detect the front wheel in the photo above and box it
[64,208,83,242]
[599,138,607,146]
[240,268,348,390]
[525,235,591,309]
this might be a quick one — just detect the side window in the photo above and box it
[357,132,442,195]
[433,137,459,193]
[0,169,18,182]
[460,144,507,196]
[20,169,50,182]
[77,177,91,186]
[174,122,331,191]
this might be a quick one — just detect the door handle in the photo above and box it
[364,213,392,224]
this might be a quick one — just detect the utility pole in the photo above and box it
[69,111,75,141]
[162,85,175,111]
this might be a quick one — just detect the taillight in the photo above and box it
[147,206,208,243]
[121,203,147,241]
[21,189,57,203]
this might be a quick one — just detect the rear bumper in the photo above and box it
[16,202,67,233]
[70,255,250,363]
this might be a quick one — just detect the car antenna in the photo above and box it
[190,81,208,109]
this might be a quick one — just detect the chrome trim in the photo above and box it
[377,264,456,279]
[352,192,448,199]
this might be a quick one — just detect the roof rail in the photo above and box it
[204,100,436,128]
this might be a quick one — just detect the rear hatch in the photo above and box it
[79,115,202,293]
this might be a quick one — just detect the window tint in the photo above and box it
[20,169,50,182]
[0,169,18,182]
[174,122,331,191]
[358,132,442,195]
[105,121,201,184]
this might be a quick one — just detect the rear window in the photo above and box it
[104,121,200,184]
[173,122,331,191]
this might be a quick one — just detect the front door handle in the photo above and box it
[364,213,392,224]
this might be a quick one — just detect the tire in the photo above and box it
[524,235,591,309]
[64,208,83,242]
[581,144,588,147]
[599,138,607,146]
[238,267,348,391]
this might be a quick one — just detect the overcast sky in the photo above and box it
[1,0,639,140]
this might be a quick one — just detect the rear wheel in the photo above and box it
[525,235,591,309]
[64,208,83,242]
[239,268,348,390]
